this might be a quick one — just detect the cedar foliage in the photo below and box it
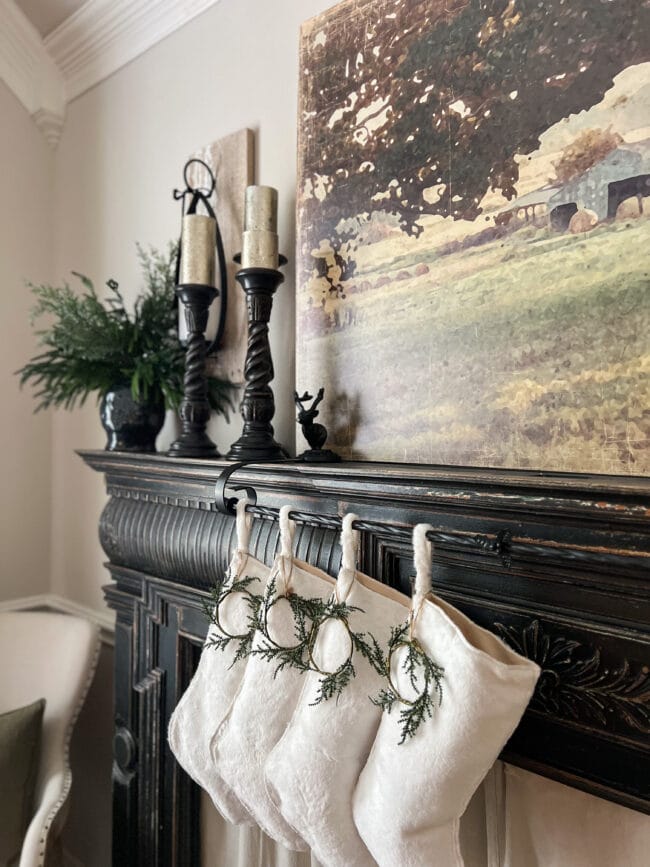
[372,622,445,744]
[206,574,388,706]
[17,243,236,414]
[204,575,262,666]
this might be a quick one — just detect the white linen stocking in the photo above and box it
[265,514,409,867]
[212,506,336,851]
[168,497,265,824]
[353,524,541,867]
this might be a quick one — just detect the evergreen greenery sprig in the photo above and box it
[241,578,386,704]
[203,575,261,667]
[311,656,356,704]
[307,597,385,706]
[17,243,236,414]
[372,621,445,744]
[248,576,316,677]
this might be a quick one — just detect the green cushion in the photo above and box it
[0,698,45,867]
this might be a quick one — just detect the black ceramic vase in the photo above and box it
[100,384,166,452]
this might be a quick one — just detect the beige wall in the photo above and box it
[51,0,334,613]
[0,81,53,601]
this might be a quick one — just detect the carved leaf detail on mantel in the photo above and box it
[495,620,650,735]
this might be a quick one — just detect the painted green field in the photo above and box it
[298,217,650,473]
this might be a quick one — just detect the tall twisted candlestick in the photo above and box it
[168,284,220,457]
[227,266,289,461]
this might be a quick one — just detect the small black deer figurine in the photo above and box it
[294,388,341,462]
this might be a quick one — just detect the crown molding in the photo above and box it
[0,0,220,147]
[0,0,65,148]
[32,107,66,147]
[45,0,222,102]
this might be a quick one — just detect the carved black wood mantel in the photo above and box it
[80,451,650,867]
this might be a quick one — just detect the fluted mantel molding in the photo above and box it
[81,451,650,583]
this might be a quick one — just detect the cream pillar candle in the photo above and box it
[180,213,217,287]
[241,185,279,269]
[177,213,217,343]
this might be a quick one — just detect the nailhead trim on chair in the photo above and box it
[37,633,102,866]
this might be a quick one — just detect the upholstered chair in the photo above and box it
[0,611,100,867]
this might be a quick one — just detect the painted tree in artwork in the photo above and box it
[299,0,650,285]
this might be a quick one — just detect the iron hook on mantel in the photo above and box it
[215,461,258,515]
[215,458,300,515]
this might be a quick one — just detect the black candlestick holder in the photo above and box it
[168,284,220,458]
[227,263,289,461]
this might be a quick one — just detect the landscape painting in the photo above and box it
[296,0,650,474]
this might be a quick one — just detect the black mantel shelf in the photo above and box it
[81,450,650,867]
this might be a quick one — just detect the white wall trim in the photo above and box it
[32,107,66,147]
[0,594,115,646]
[45,0,222,102]
[0,0,66,147]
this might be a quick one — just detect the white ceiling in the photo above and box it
[15,0,86,37]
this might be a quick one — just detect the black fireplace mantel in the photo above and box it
[81,450,650,866]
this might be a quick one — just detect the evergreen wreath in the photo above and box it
[372,621,445,744]
[203,575,262,668]
[250,581,385,705]
[306,596,385,705]
[248,575,322,676]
